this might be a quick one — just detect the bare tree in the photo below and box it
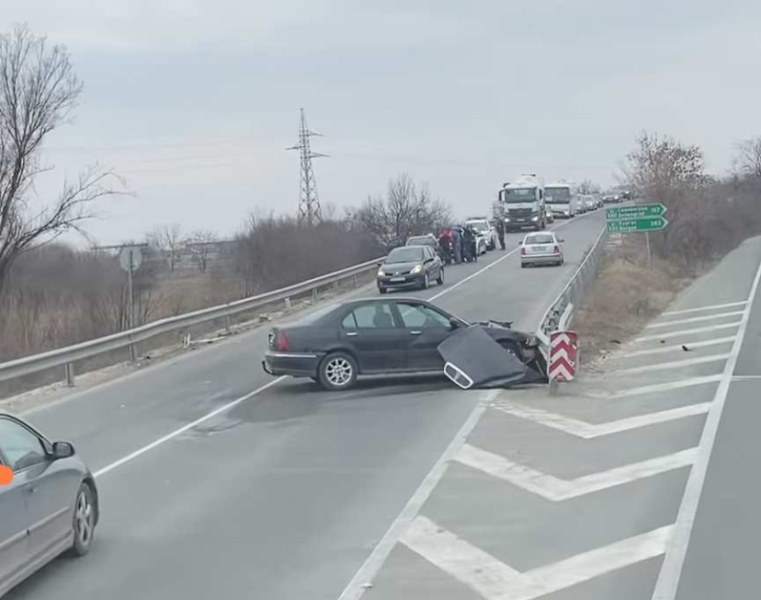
[355,173,450,248]
[733,136,761,179]
[0,26,118,295]
[578,179,601,194]
[147,223,183,270]
[186,229,217,273]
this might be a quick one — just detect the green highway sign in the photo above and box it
[607,217,669,233]
[606,203,666,220]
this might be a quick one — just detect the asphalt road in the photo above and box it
[7,212,604,600]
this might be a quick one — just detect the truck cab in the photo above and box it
[544,182,578,219]
[497,174,546,232]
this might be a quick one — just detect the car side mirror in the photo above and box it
[52,441,75,459]
[559,238,565,243]
[449,319,460,330]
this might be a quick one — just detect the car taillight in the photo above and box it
[553,245,560,254]
[274,331,290,351]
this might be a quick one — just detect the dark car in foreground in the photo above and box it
[376,245,443,293]
[0,414,99,597]
[262,297,546,390]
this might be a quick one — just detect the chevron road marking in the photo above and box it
[634,322,740,343]
[612,353,730,375]
[646,310,745,329]
[588,375,723,399]
[662,300,747,316]
[619,336,736,358]
[401,515,673,600]
[492,401,711,439]
[455,444,696,501]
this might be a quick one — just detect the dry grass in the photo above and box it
[573,239,694,366]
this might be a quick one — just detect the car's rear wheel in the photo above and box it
[70,482,96,557]
[318,352,358,391]
[437,268,444,285]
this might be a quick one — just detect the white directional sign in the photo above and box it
[119,246,143,273]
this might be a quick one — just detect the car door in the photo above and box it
[0,454,30,593]
[339,302,406,372]
[394,301,455,370]
[0,417,75,568]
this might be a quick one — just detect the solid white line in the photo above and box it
[401,515,672,600]
[634,321,740,342]
[455,443,696,501]
[646,310,745,329]
[336,390,496,600]
[93,376,286,477]
[662,300,747,316]
[652,257,761,599]
[613,353,730,375]
[493,401,711,438]
[401,515,522,599]
[620,337,736,358]
[523,526,673,600]
[599,375,722,399]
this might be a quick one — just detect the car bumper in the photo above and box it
[377,275,425,290]
[504,220,541,229]
[521,253,562,265]
[263,351,323,377]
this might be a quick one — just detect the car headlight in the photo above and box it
[531,216,538,221]
[504,217,511,222]
[377,269,386,277]
[411,264,423,274]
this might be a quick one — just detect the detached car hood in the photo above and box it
[437,324,547,389]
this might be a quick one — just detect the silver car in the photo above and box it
[1,414,99,597]
[520,231,564,267]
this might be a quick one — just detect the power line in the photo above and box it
[287,108,327,226]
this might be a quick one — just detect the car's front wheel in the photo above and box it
[421,272,429,290]
[437,268,444,285]
[378,286,387,294]
[318,352,358,391]
[70,482,96,557]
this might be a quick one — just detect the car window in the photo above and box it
[341,303,397,329]
[0,418,47,471]
[525,234,554,245]
[387,247,424,263]
[397,302,452,329]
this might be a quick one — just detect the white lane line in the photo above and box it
[93,377,286,477]
[634,321,740,343]
[612,353,730,375]
[455,443,696,501]
[646,310,745,329]
[620,337,736,358]
[492,401,711,438]
[337,390,497,600]
[597,375,722,399]
[662,300,747,316]
[401,515,522,599]
[652,257,761,600]
[401,515,673,600]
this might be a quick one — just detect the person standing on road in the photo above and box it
[453,226,463,264]
[496,218,506,250]
[463,225,477,262]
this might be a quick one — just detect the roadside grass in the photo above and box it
[573,236,694,368]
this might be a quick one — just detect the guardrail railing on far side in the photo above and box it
[0,256,384,390]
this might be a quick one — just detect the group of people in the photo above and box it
[436,224,479,264]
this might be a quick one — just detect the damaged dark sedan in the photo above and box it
[262,298,547,390]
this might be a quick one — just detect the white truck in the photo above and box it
[544,181,579,218]
[496,174,547,232]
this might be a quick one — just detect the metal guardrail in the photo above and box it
[536,226,609,346]
[0,256,384,387]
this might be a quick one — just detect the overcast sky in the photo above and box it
[5,0,761,244]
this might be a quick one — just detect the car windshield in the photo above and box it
[504,187,536,202]
[467,220,489,231]
[545,187,570,203]
[387,247,424,263]
[525,234,555,245]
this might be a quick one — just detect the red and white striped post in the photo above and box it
[549,330,578,394]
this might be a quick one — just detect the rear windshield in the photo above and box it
[407,237,433,246]
[525,234,554,245]
[387,247,424,263]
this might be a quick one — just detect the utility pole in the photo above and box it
[287,108,327,226]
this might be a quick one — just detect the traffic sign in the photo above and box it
[606,217,669,233]
[606,203,666,220]
[119,246,143,273]
[549,331,578,382]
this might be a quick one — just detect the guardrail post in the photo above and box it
[352,274,358,287]
[225,315,233,334]
[65,363,75,387]
[311,287,318,304]
[284,297,291,310]
[129,343,138,363]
